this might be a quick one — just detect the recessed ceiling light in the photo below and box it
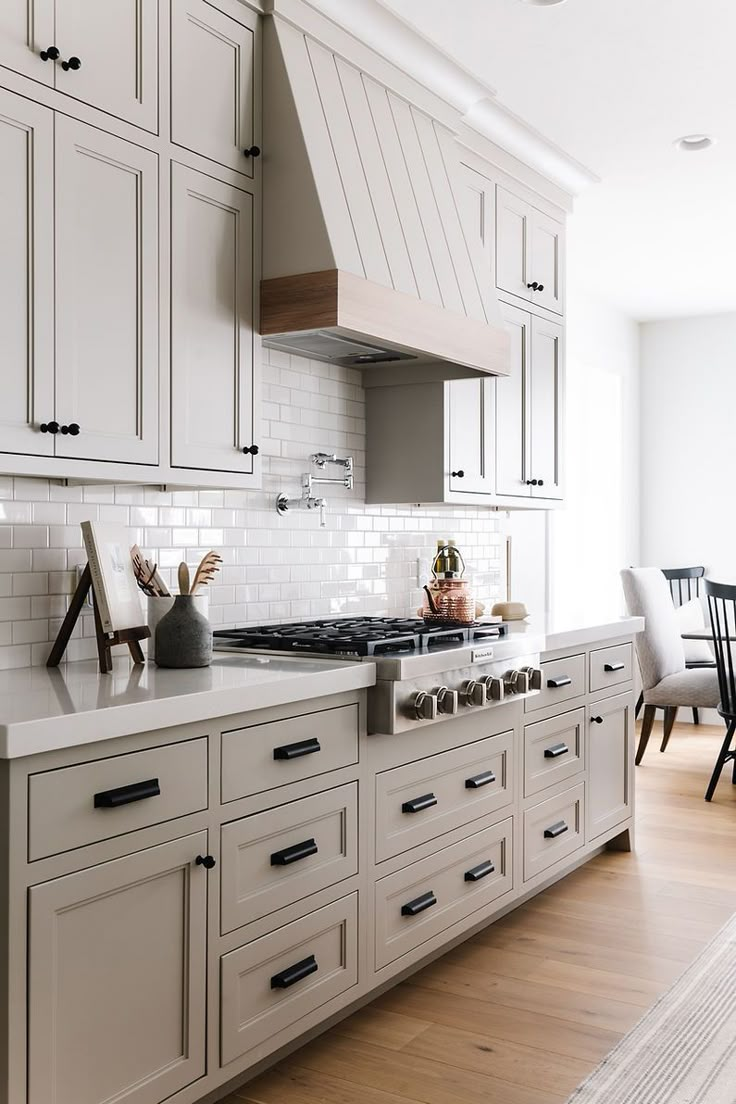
[675,134,715,152]
[519,0,569,6]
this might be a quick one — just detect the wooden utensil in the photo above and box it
[191,551,222,594]
[131,545,171,597]
[178,562,191,596]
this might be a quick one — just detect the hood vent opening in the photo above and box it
[263,328,417,367]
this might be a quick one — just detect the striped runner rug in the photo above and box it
[566,912,736,1103]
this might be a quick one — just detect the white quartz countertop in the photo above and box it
[0,654,376,759]
[504,613,644,654]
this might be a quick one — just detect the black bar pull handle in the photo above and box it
[94,777,160,808]
[547,675,572,688]
[544,820,569,839]
[464,859,495,882]
[544,743,569,759]
[402,792,438,814]
[270,838,319,866]
[604,662,625,672]
[401,890,437,917]
[270,954,318,990]
[465,770,496,789]
[273,737,321,760]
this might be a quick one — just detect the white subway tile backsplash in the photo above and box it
[0,350,504,667]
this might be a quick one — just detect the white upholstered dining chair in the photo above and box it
[620,568,721,765]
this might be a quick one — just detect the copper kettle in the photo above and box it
[422,544,475,625]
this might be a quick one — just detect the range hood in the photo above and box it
[261,8,511,380]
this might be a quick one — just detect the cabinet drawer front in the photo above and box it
[525,653,585,713]
[375,731,513,863]
[524,709,585,798]
[220,783,358,934]
[221,704,359,803]
[590,643,633,693]
[220,894,358,1065]
[523,782,584,882]
[375,818,513,970]
[28,739,208,861]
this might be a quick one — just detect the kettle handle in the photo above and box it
[423,585,439,615]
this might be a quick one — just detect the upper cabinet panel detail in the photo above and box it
[0,0,54,85]
[496,186,564,316]
[171,0,260,178]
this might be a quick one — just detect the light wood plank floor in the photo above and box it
[225,722,736,1104]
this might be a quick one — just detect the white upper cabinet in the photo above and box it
[495,302,531,498]
[171,0,259,177]
[0,0,54,84]
[0,89,54,456]
[448,377,494,495]
[170,163,258,479]
[54,117,159,465]
[529,315,563,498]
[496,186,564,315]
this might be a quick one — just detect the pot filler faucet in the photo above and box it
[276,453,354,527]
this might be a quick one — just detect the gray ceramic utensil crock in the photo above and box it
[154,594,212,668]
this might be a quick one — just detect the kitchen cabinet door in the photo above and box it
[448,377,494,494]
[588,692,632,840]
[54,116,159,465]
[171,0,259,177]
[53,0,159,132]
[0,90,54,457]
[496,186,531,305]
[170,163,258,477]
[0,0,54,84]
[495,302,532,498]
[529,316,563,499]
[28,833,207,1104]
[530,208,564,315]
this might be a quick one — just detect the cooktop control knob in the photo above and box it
[519,666,543,691]
[503,669,522,694]
[462,679,487,707]
[433,686,459,715]
[483,676,505,702]
[412,690,438,721]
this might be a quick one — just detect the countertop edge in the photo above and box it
[539,617,645,654]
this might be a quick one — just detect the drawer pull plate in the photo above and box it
[464,859,496,882]
[270,954,318,990]
[547,675,572,689]
[270,838,319,866]
[465,770,496,789]
[401,890,437,917]
[273,737,321,761]
[402,792,438,814]
[544,820,569,839]
[93,777,160,809]
[544,743,569,759]
[604,662,625,672]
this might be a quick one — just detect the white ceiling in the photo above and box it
[379,0,736,321]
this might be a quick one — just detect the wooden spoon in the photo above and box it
[191,551,222,594]
[178,562,191,596]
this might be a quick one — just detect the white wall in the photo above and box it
[640,312,736,579]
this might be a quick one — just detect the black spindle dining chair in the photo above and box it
[704,579,736,801]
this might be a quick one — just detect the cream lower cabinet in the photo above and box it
[28,833,207,1104]
[587,690,633,840]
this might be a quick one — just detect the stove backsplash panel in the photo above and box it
[0,349,503,669]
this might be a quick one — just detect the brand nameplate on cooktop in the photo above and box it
[471,646,495,663]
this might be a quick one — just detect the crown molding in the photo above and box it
[292,0,599,195]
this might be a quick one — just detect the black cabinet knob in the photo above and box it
[537,284,545,292]
[527,281,540,291]
[195,854,216,869]
[61,55,82,71]
[241,444,259,455]
[451,470,465,478]
[537,479,544,487]
[243,145,261,158]
[60,423,80,436]
[526,478,539,486]
[40,45,59,61]
[591,715,604,725]
[39,421,60,434]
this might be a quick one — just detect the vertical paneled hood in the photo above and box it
[261,6,511,380]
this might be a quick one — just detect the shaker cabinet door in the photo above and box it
[448,377,494,495]
[54,117,159,465]
[0,0,54,85]
[529,316,563,499]
[495,302,531,497]
[170,163,258,477]
[587,692,632,840]
[496,187,531,304]
[53,0,159,132]
[171,0,259,176]
[28,833,207,1104]
[0,89,55,456]
[530,208,564,315]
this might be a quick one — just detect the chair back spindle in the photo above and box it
[662,566,706,608]
[705,579,736,721]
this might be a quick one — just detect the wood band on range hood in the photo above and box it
[261,270,511,378]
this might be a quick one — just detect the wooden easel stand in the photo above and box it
[47,564,150,674]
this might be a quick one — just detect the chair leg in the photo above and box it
[661,707,678,752]
[635,691,644,719]
[636,705,657,765]
[705,719,736,802]
[692,707,700,725]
